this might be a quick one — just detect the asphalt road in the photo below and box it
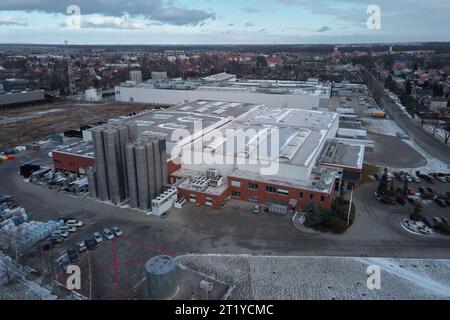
[380,93,450,165]
[1,149,449,260]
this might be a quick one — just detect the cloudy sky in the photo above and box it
[0,0,449,44]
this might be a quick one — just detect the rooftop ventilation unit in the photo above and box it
[209,175,223,188]
[192,176,210,191]
[206,168,219,179]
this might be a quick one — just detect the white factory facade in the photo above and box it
[115,73,331,110]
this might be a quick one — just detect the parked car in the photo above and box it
[48,236,64,244]
[59,258,70,272]
[85,239,97,251]
[92,232,103,243]
[67,248,80,263]
[76,241,87,253]
[441,217,450,227]
[60,226,77,233]
[66,220,84,228]
[103,228,114,240]
[436,176,447,183]
[251,205,260,214]
[411,175,420,183]
[52,230,70,238]
[433,217,444,225]
[112,227,123,237]
[407,196,417,205]
[435,199,447,208]
[407,188,416,196]
[0,195,13,204]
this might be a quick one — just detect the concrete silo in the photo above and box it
[135,144,150,210]
[152,140,163,195]
[125,143,139,208]
[86,167,98,198]
[145,255,178,300]
[92,127,109,201]
[127,123,139,143]
[159,139,169,186]
[103,128,122,204]
[117,126,130,197]
[145,142,157,200]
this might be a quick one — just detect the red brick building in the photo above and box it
[52,150,95,175]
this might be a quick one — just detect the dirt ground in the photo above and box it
[0,101,155,150]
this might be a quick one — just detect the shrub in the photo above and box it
[435,223,450,235]
[396,196,406,206]
[380,195,395,204]
[410,213,423,221]
[327,216,348,234]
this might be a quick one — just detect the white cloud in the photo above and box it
[81,16,148,30]
[0,15,28,26]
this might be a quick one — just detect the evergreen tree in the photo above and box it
[377,168,389,196]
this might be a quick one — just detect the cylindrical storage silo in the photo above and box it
[145,255,178,300]
[145,143,157,200]
[118,126,130,197]
[135,145,150,210]
[92,127,109,201]
[86,167,98,198]
[152,140,163,195]
[159,139,169,185]
[125,144,139,208]
[104,129,122,204]
[127,123,139,143]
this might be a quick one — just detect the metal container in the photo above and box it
[145,255,178,300]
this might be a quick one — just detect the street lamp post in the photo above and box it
[347,185,354,226]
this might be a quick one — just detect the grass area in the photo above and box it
[361,164,381,185]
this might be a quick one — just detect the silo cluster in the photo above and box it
[88,122,169,210]
[125,137,169,210]
[89,123,139,204]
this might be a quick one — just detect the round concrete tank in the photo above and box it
[145,255,178,300]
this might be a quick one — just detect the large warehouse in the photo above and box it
[51,99,365,213]
[115,74,331,110]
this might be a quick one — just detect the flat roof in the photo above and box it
[187,107,338,168]
[91,99,260,157]
[230,167,339,193]
[319,140,365,170]
[52,141,95,158]
[119,78,331,97]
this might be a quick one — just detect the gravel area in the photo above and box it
[177,254,450,300]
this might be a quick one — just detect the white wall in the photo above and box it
[115,86,329,110]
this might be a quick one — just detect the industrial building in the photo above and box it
[173,106,347,210]
[51,99,365,213]
[0,90,45,106]
[115,73,331,110]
